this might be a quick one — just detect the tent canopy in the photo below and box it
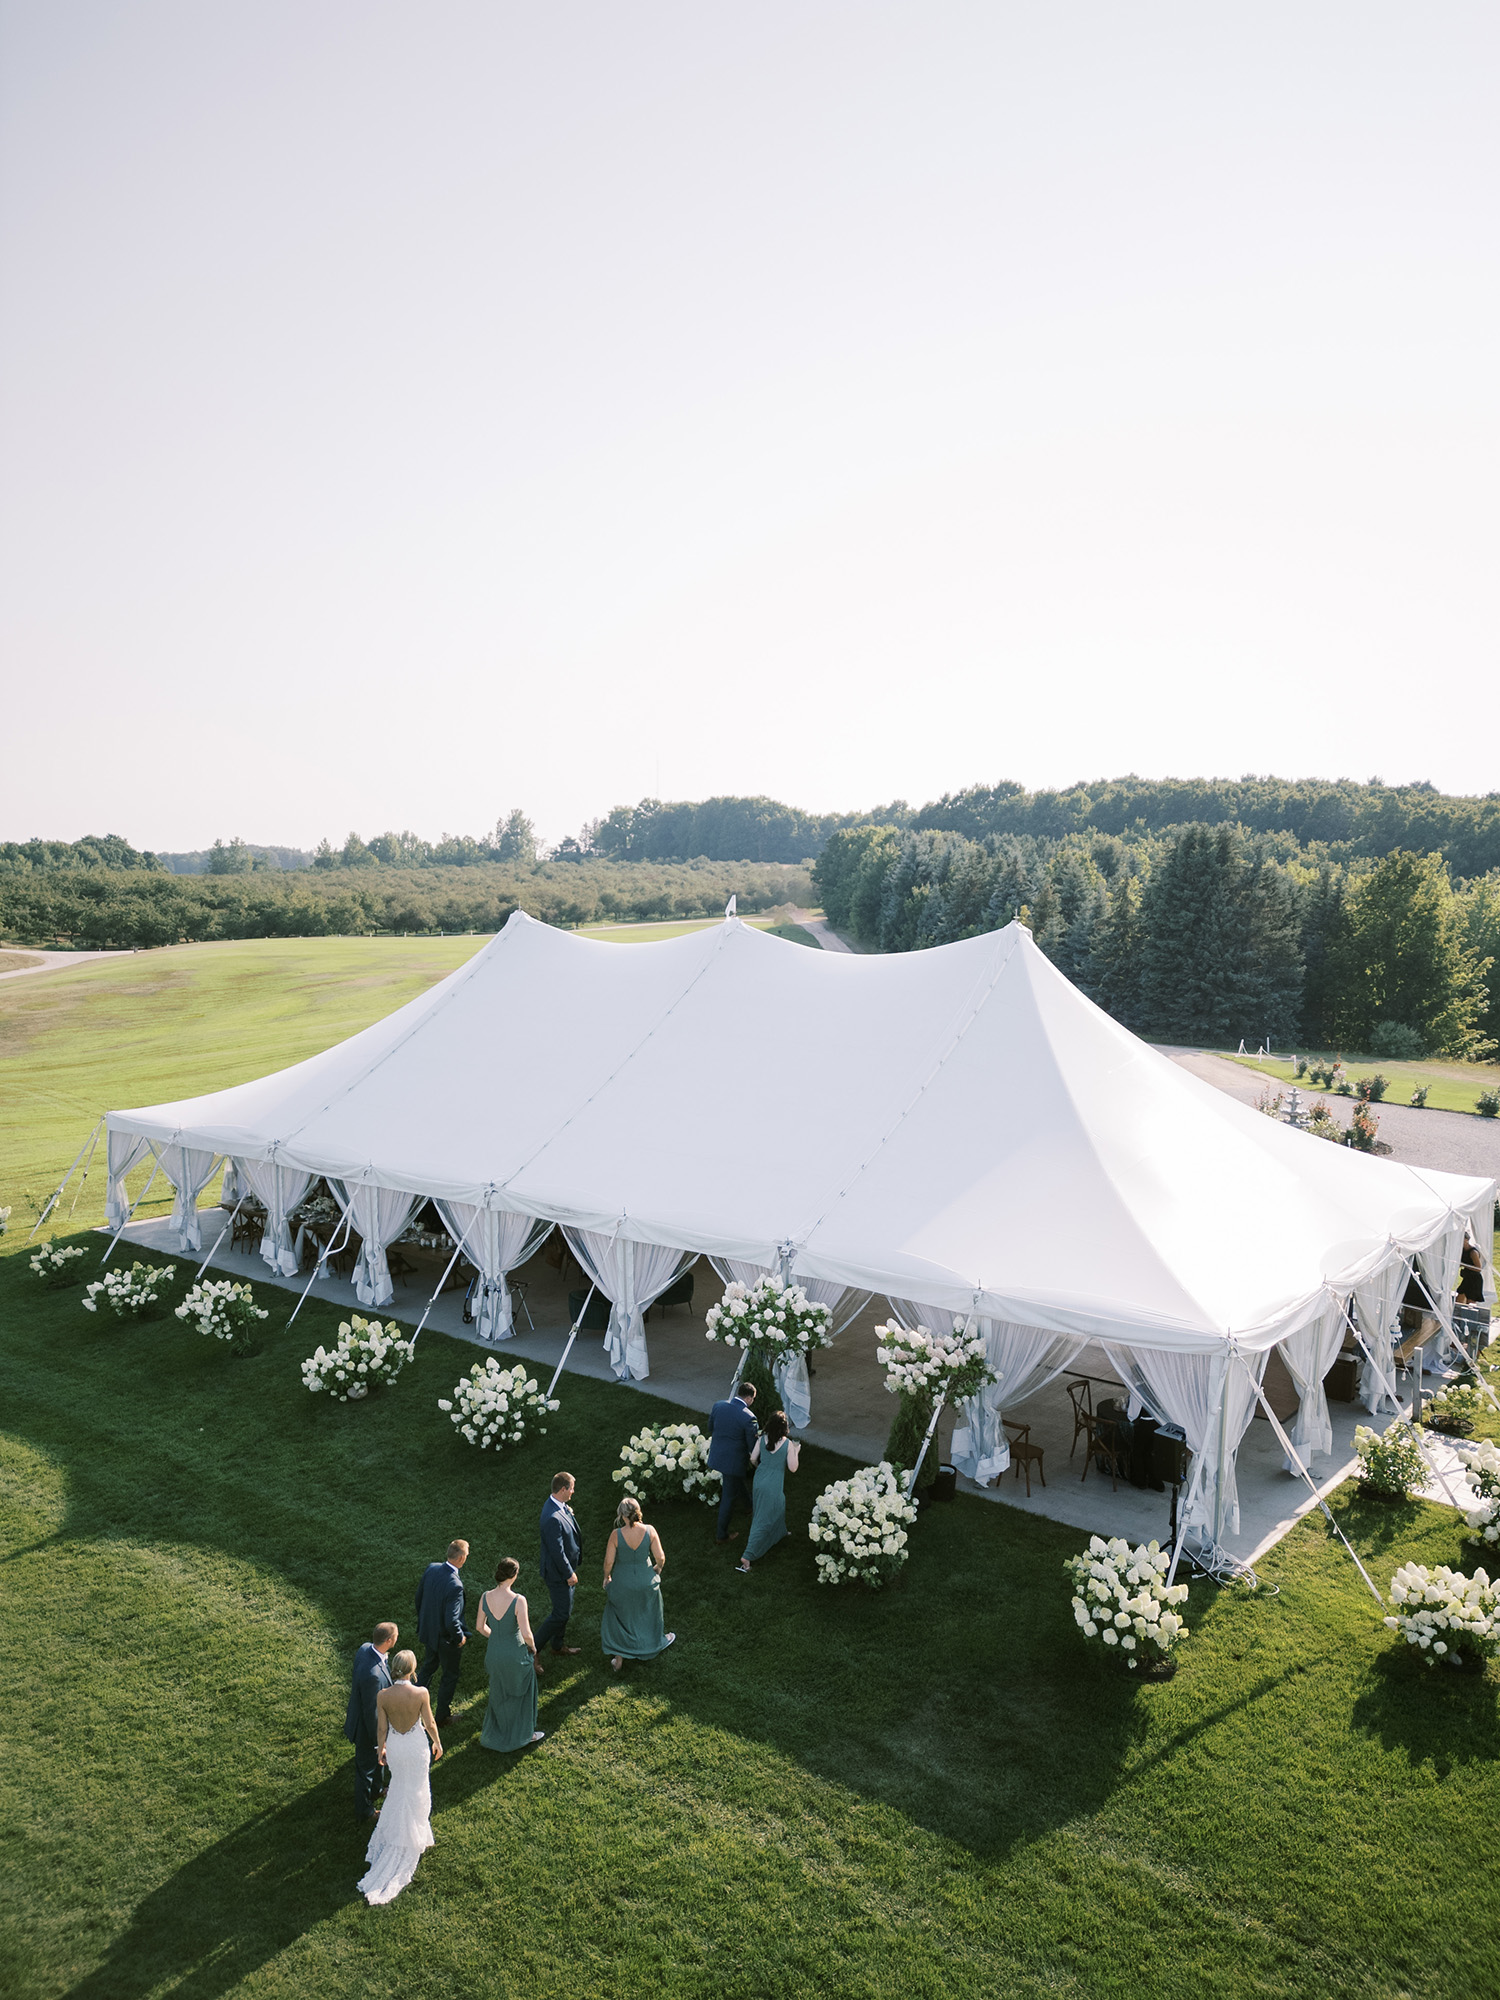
[106,914,1494,1355]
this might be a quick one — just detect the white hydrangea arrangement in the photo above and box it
[1385,1562,1500,1669]
[612,1421,721,1505]
[175,1278,269,1348]
[704,1275,834,1358]
[301,1316,414,1401]
[1353,1421,1428,1499]
[30,1241,86,1286]
[438,1358,557,1448]
[808,1461,918,1587]
[81,1261,174,1320]
[1455,1438,1500,1547]
[1422,1381,1484,1436]
[875,1319,997,1404]
[1065,1537,1190,1669]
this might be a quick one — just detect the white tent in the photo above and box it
[104,914,1495,1539]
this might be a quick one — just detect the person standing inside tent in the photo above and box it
[707,1381,759,1544]
[737,1409,799,1572]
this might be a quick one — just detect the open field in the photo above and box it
[1228,1053,1500,1118]
[4,1241,1500,1999]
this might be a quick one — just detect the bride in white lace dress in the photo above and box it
[358,1650,444,1905]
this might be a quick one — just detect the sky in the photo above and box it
[1,2,1497,853]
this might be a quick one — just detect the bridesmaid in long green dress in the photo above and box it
[737,1409,800,1572]
[601,1498,676,1673]
[474,1557,544,1750]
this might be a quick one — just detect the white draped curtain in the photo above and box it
[105,1130,153,1227]
[565,1228,694,1382]
[886,1298,1084,1485]
[1463,1192,1497,1304]
[219,1159,242,1207]
[238,1161,314,1277]
[1103,1344,1267,1540]
[435,1203,552,1341]
[1353,1255,1408,1413]
[331,1182,420,1309]
[155,1143,221,1253]
[707,1258,870,1429]
[1418,1226,1466,1361]
[1276,1304,1345,1468]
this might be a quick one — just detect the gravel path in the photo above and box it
[1163,1048,1500,1180]
[788,909,857,953]
[0,947,129,983]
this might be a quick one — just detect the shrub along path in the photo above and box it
[2,1240,1499,1999]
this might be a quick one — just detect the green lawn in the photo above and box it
[1227,1052,1500,1117]
[4,936,1500,1997]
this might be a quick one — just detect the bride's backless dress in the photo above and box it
[357,1714,435,1904]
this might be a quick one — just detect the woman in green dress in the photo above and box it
[601,1498,676,1673]
[737,1408,800,1572]
[474,1557,544,1750]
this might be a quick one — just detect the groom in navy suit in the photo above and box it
[534,1472,584,1659]
[415,1538,469,1723]
[345,1620,397,1821]
[708,1381,759,1543]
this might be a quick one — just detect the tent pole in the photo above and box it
[66,1122,104,1220]
[1243,1361,1383,1605]
[192,1195,246,1284]
[29,1119,104,1239]
[409,1212,481,1349]
[1166,1448,1211,1588]
[547,1285,596,1399]
[1211,1352,1232,1549]
[904,1397,946,1498]
[287,1213,354,1327]
[100,1157,163,1264]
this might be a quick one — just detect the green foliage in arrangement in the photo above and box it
[5,1241,1500,1997]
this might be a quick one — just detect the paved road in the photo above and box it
[1163,1048,1500,1182]
[0,947,129,983]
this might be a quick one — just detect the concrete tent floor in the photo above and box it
[116,1208,1471,1567]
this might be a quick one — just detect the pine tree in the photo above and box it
[1136,826,1303,1045]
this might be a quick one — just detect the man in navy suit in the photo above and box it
[345,1619,397,1821]
[415,1538,469,1723]
[707,1381,759,1543]
[533,1472,584,1660]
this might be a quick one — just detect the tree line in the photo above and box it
[813,824,1500,1058]
[0,859,813,951]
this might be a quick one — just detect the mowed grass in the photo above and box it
[3,1247,1500,1999]
[3,933,1500,1996]
[1227,1052,1500,1117]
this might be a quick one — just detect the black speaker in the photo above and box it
[1152,1424,1189,1486]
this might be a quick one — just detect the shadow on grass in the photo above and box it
[1350,1644,1500,1774]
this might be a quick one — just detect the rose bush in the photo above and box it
[611,1422,720,1506]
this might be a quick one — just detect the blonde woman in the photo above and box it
[600,1497,676,1673]
[357,1650,442,1905]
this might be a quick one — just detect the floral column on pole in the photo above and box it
[875,1319,998,1495]
[704,1275,834,1428]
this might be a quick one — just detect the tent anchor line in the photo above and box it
[28,1118,105,1239]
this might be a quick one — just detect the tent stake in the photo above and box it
[547,1285,596,1399]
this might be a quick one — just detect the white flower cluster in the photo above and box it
[807,1461,918,1587]
[30,1242,85,1282]
[874,1318,997,1404]
[301,1316,414,1401]
[1353,1421,1428,1498]
[704,1276,833,1356]
[1064,1536,1189,1661]
[175,1278,269,1344]
[1385,1562,1500,1667]
[81,1261,174,1319]
[612,1422,722,1506]
[438,1358,557,1448]
[1456,1438,1500,1546]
